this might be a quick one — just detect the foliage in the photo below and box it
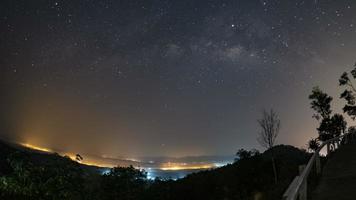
[0,151,85,200]
[148,145,310,200]
[339,64,356,119]
[348,126,356,134]
[76,154,83,162]
[309,87,347,141]
[309,87,333,121]
[307,138,320,152]
[235,148,259,161]
[99,165,147,200]
[0,140,311,200]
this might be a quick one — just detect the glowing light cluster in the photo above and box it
[19,143,53,153]
[58,152,116,168]
[18,143,230,174]
[159,162,214,171]
[124,158,141,162]
[79,160,115,168]
[19,143,115,168]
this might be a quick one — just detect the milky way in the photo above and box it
[1,0,356,157]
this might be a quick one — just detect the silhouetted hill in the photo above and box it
[145,145,311,200]
[0,140,311,200]
[0,139,102,176]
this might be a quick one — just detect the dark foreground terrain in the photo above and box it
[0,140,310,200]
[312,140,356,200]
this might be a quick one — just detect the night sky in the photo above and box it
[1,0,356,158]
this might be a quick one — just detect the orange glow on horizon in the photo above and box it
[18,143,218,171]
[19,143,53,153]
[159,165,213,170]
[159,162,215,171]
[18,142,115,168]
[64,152,117,168]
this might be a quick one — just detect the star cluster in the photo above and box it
[1,0,356,157]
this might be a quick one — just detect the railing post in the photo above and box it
[345,134,348,144]
[316,153,321,175]
[283,132,354,200]
[299,179,307,200]
[298,165,307,200]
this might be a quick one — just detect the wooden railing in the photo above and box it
[282,131,356,200]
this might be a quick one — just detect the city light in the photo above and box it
[18,142,231,178]
[19,143,53,153]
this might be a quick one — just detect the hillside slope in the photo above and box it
[0,140,310,200]
[146,145,311,200]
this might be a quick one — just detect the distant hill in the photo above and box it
[0,139,311,200]
[0,139,103,176]
[145,145,311,200]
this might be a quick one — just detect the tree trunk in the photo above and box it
[271,155,278,184]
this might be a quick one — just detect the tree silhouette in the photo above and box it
[0,152,85,199]
[75,154,83,162]
[257,109,280,184]
[309,87,332,121]
[339,64,356,119]
[257,109,280,149]
[309,87,347,141]
[0,139,312,200]
[100,165,146,200]
[235,148,259,161]
[307,138,320,152]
